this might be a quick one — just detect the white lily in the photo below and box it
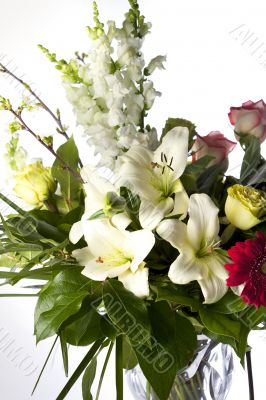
[118,127,189,230]
[157,193,228,304]
[72,219,155,297]
[69,165,130,244]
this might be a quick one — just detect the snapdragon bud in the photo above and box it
[14,161,56,206]
[225,184,266,230]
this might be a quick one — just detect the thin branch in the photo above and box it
[10,108,82,182]
[0,63,83,168]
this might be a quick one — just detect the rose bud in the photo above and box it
[228,100,266,143]
[225,184,266,230]
[192,131,236,170]
[14,161,56,206]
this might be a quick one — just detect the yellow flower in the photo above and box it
[225,184,266,230]
[14,161,56,206]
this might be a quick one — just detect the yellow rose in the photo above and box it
[14,161,56,206]
[225,184,266,230]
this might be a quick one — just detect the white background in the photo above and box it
[1,0,266,399]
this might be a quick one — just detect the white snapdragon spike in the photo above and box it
[72,220,155,298]
[69,166,130,244]
[63,7,164,168]
[118,127,189,230]
[157,193,228,304]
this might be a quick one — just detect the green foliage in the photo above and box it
[34,269,92,342]
[52,137,82,212]
[82,358,97,400]
[240,136,261,183]
[135,301,197,400]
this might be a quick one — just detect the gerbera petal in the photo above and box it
[199,274,228,304]
[154,127,189,180]
[187,193,220,251]
[119,267,149,298]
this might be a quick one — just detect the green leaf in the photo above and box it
[64,299,103,346]
[116,335,124,400]
[236,305,266,330]
[206,289,248,314]
[135,301,197,400]
[247,162,266,185]
[52,137,81,211]
[34,269,92,342]
[122,336,138,370]
[120,187,141,230]
[184,156,215,175]
[200,307,242,342]
[55,338,105,400]
[197,162,226,193]
[103,279,151,346]
[240,136,261,183]
[82,357,97,400]
[152,279,200,311]
[59,330,69,377]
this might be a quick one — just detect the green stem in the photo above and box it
[146,381,151,400]
[116,336,123,400]
[95,341,114,400]
[55,338,104,400]
[32,336,59,395]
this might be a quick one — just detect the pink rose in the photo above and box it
[228,100,266,143]
[192,131,236,169]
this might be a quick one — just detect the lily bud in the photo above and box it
[104,191,126,216]
[14,161,56,206]
[225,184,266,230]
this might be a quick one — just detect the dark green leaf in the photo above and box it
[122,336,138,370]
[197,162,226,193]
[247,162,266,185]
[103,279,151,346]
[206,289,248,314]
[200,307,242,341]
[120,187,141,230]
[55,338,105,400]
[152,280,200,311]
[184,155,215,175]
[240,136,261,183]
[59,330,69,377]
[135,301,197,400]
[52,137,82,211]
[82,357,97,400]
[34,269,92,342]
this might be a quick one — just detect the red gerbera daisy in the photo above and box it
[225,231,266,308]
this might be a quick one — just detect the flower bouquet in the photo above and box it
[1,1,266,399]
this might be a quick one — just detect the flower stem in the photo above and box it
[116,335,123,400]
[0,63,83,168]
[246,350,255,400]
[95,341,114,400]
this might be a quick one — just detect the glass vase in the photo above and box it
[126,335,234,400]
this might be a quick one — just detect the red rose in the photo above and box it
[192,131,236,169]
[228,99,266,143]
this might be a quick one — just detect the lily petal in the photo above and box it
[168,253,207,284]
[123,229,155,273]
[139,197,173,230]
[119,267,149,298]
[69,221,84,244]
[154,127,189,180]
[167,186,189,220]
[157,219,189,250]
[82,259,130,281]
[187,194,220,251]
[199,274,228,304]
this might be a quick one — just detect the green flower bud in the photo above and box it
[225,184,266,230]
[103,192,126,216]
[14,161,56,206]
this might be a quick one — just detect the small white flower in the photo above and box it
[146,55,166,75]
[157,193,228,304]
